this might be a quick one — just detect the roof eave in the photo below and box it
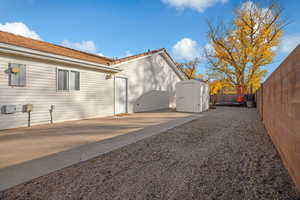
[111,49,166,67]
[0,43,121,73]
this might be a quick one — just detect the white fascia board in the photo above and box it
[0,43,121,73]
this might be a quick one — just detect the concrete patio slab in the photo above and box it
[0,110,202,191]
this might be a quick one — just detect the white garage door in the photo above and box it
[115,77,128,114]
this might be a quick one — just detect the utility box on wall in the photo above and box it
[23,104,33,112]
[1,105,17,114]
[176,80,210,113]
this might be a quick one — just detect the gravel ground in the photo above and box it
[1,107,299,200]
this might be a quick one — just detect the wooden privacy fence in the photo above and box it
[212,94,240,105]
[256,45,300,191]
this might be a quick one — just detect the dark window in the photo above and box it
[9,63,26,87]
[57,69,69,91]
[69,71,80,91]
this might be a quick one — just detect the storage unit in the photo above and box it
[176,80,209,113]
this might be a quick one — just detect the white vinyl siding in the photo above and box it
[117,53,182,113]
[0,54,114,130]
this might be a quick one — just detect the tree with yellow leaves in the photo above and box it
[177,58,204,80]
[209,80,234,95]
[205,0,287,94]
[210,80,223,95]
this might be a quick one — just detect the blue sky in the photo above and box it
[0,0,300,77]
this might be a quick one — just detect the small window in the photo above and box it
[69,71,80,91]
[57,69,69,91]
[57,68,80,91]
[9,63,26,87]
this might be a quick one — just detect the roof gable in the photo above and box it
[113,48,188,80]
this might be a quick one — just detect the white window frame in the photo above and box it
[56,67,80,92]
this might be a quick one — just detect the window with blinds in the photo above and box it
[57,69,69,91]
[69,71,80,91]
[9,63,26,87]
[57,69,80,91]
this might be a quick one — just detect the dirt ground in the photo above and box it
[1,107,299,200]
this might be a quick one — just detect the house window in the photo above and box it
[57,69,69,91]
[69,71,80,91]
[57,68,80,91]
[9,63,26,87]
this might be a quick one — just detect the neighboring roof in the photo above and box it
[0,31,113,65]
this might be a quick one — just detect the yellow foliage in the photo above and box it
[197,73,204,80]
[209,80,233,95]
[206,1,285,93]
[179,58,202,80]
[183,68,196,79]
[210,80,223,95]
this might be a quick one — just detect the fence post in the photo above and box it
[261,84,263,121]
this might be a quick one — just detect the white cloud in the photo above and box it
[279,34,300,53]
[242,1,269,14]
[0,22,41,40]
[204,43,214,54]
[162,0,228,12]
[242,1,273,23]
[61,40,98,54]
[242,1,258,12]
[61,40,107,57]
[125,50,132,57]
[173,38,202,60]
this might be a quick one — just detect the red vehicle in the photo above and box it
[236,85,244,104]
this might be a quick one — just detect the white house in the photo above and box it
[0,31,187,130]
